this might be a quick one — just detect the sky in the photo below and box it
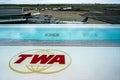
[0,0,120,4]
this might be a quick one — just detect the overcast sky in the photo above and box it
[0,0,120,4]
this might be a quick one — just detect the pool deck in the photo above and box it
[0,40,120,47]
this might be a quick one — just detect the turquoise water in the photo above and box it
[0,25,120,41]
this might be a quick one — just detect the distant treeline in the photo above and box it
[0,4,120,9]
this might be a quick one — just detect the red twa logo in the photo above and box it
[9,49,71,74]
[15,54,65,64]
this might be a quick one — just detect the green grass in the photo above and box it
[0,4,120,9]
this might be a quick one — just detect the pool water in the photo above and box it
[0,25,120,41]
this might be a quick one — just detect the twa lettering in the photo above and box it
[15,54,65,64]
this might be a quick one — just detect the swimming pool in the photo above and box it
[0,24,120,46]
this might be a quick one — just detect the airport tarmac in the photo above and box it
[39,10,107,24]
[24,10,108,24]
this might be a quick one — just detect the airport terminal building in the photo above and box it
[0,8,57,24]
[0,8,31,23]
